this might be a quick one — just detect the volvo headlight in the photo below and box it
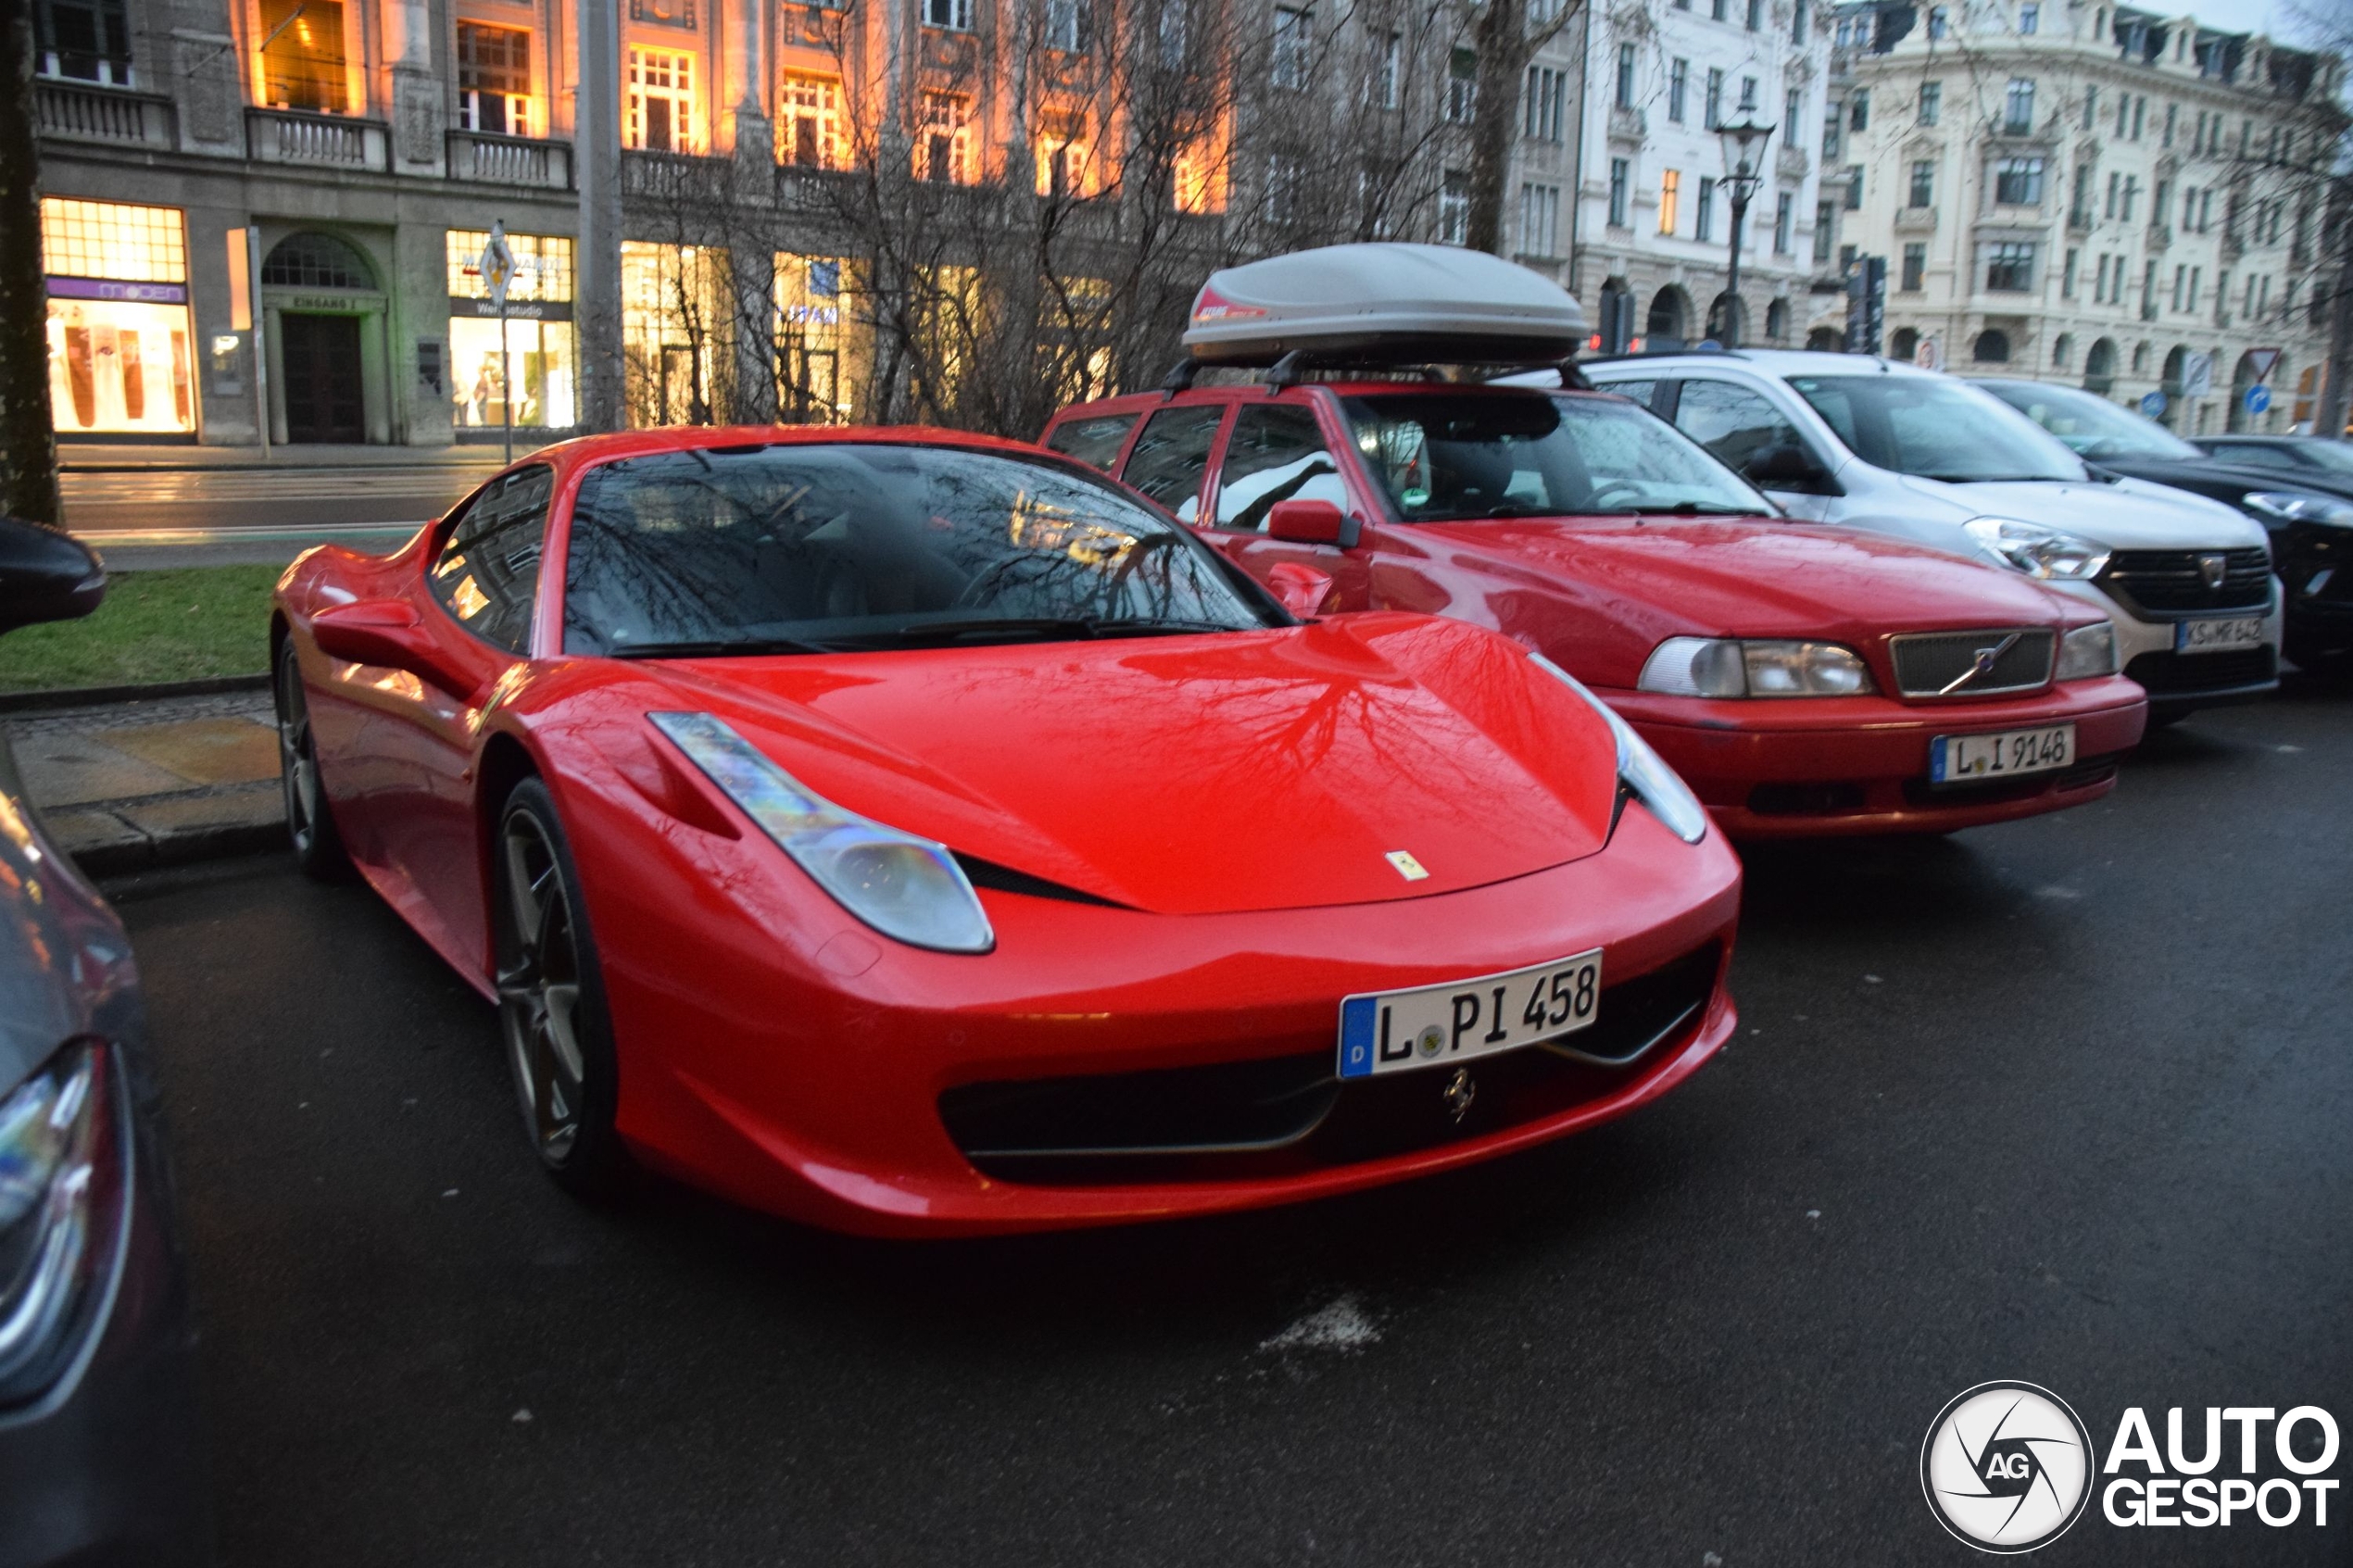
[1638,636,1874,697]
[1962,517,2111,580]
[0,1041,119,1408]
[2245,492,2353,529]
[1530,654,1709,844]
[650,712,995,953]
[2056,621,2119,680]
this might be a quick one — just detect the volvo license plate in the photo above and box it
[1931,724,2076,784]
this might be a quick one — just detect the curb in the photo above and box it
[70,820,287,879]
[0,673,272,714]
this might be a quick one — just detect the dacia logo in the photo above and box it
[2199,554,2229,590]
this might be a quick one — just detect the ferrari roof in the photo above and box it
[1180,244,1587,370]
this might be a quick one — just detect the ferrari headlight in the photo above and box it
[1962,517,2111,581]
[1530,654,1708,844]
[1637,636,1873,697]
[2056,621,2119,680]
[2245,492,2353,529]
[0,1041,118,1408]
[649,712,995,953]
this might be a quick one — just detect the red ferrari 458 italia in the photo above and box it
[271,428,1741,1236]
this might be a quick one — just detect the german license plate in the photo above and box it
[1337,949,1602,1080]
[1931,723,2076,784]
[2175,616,2266,653]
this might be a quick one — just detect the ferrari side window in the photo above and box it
[1119,404,1225,521]
[1214,406,1349,532]
[428,465,551,654]
[1044,412,1138,472]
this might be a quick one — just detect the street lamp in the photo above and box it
[1714,117,1776,349]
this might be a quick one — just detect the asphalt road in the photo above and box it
[61,467,488,568]
[113,678,2353,1567]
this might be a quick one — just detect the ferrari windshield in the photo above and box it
[1973,380,2202,461]
[1339,392,1770,522]
[1786,374,2084,483]
[562,444,1277,655]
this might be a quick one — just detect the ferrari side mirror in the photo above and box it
[0,517,106,635]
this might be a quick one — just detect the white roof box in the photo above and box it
[1181,244,1587,369]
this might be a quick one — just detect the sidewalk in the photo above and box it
[59,442,513,473]
[4,689,284,875]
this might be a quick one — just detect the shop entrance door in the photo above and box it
[280,313,365,443]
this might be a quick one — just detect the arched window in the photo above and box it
[1765,298,1790,340]
[261,232,377,290]
[2132,341,2152,372]
[1645,286,1691,346]
[2082,337,2118,393]
[1972,329,2010,363]
[2053,332,2073,369]
[1705,292,1743,344]
[1806,326,1843,351]
[1890,326,1919,360]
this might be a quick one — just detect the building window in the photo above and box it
[774,255,850,424]
[779,75,841,168]
[1659,169,1680,234]
[1525,65,1566,139]
[921,0,973,28]
[446,231,575,431]
[1521,182,1561,256]
[626,48,694,151]
[1740,74,1757,112]
[2004,78,2034,134]
[1844,164,1863,209]
[2062,246,2078,297]
[917,92,972,182]
[1271,6,1311,89]
[259,231,374,288]
[1850,90,1869,131]
[1711,0,1726,19]
[1746,0,1762,27]
[1036,112,1090,196]
[33,0,132,84]
[1705,68,1723,129]
[1263,152,1304,223]
[456,22,532,137]
[620,241,726,427]
[1909,160,1934,207]
[1901,242,1925,290]
[1774,191,1793,252]
[41,198,195,437]
[1160,2,1189,69]
[1786,88,1804,144]
[1821,109,1840,158]
[1044,0,1090,51]
[1986,241,2035,292]
[628,0,697,26]
[1813,199,1833,261]
[1994,156,2045,206]
[1972,329,2010,362]
[1792,0,1808,44]
[258,0,348,113]
[1615,42,1635,108]
[1928,5,1948,38]
[1608,157,1629,228]
[2052,331,2070,368]
[1373,31,1400,108]
[2020,1,2039,31]
[1697,176,1717,241]
[1439,169,1471,245]
[1447,47,1478,122]
[1919,81,1941,125]
[1667,58,1688,122]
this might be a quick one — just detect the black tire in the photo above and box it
[274,637,354,880]
[493,778,632,1199]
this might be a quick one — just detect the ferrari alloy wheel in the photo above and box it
[274,638,351,879]
[494,779,629,1198]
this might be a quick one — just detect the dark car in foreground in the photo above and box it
[0,518,208,1567]
[1974,382,2353,672]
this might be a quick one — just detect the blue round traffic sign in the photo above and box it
[2139,392,2168,418]
[2245,384,2271,415]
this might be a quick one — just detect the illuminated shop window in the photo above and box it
[42,197,185,282]
[258,0,350,113]
[40,197,194,436]
[457,22,534,136]
[446,230,573,302]
[622,241,728,425]
[774,253,849,422]
[447,231,576,432]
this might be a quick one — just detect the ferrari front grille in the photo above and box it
[938,941,1722,1186]
[1886,628,2056,698]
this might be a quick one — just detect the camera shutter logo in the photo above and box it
[1921,1382,2094,1552]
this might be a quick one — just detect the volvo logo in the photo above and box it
[1939,632,2024,696]
[2198,554,2229,590]
[1441,1067,1478,1122]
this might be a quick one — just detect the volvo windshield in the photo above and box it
[1340,392,1772,522]
[1787,375,2084,483]
[563,444,1280,656]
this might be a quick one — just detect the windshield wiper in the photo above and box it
[845,616,1240,647]
[1919,473,2070,483]
[608,635,840,659]
[1617,501,1764,516]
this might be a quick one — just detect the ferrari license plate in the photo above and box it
[1337,949,1602,1080]
[2175,616,2266,654]
[1931,724,2075,784]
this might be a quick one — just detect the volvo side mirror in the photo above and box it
[1265,499,1357,546]
[0,518,106,635]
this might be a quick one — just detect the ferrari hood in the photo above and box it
[1441,517,2078,645]
[633,614,1622,917]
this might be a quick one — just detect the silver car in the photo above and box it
[1573,351,2283,721]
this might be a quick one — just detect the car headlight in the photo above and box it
[1638,636,1874,697]
[2245,492,2353,529]
[1962,517,2112,580]
[2055,621,2119,680]
[649,712,995,953]
[0,1041,120,1408]
[1530,653,1709,844]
